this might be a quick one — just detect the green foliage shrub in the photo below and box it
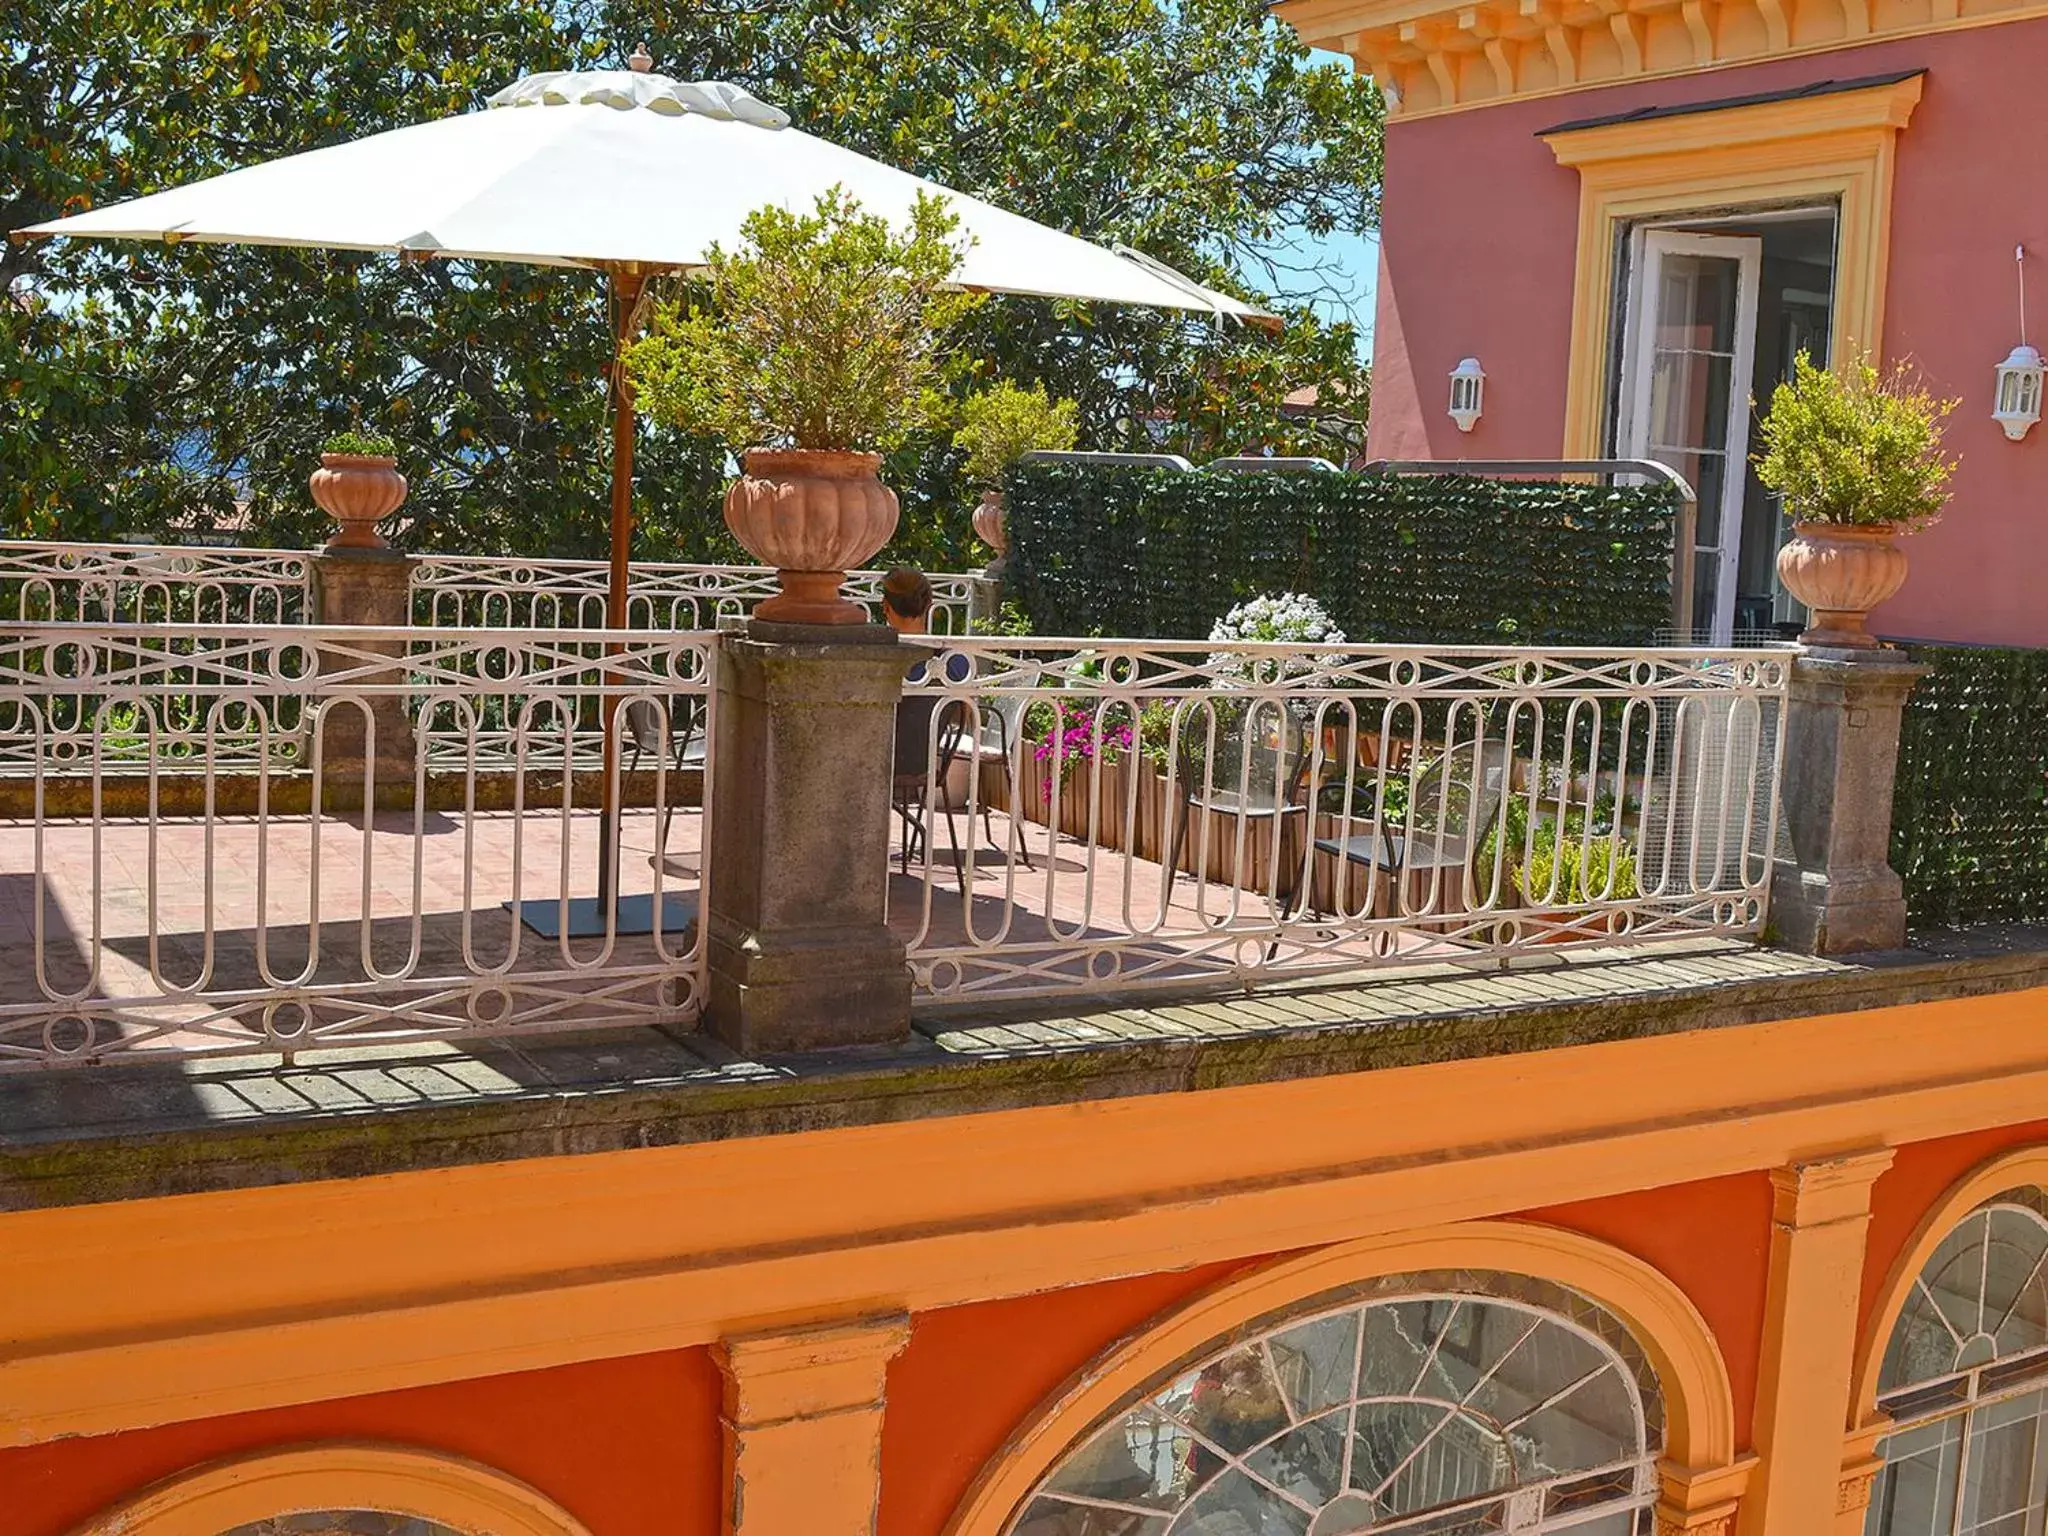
[1519,822,1640,905]
[953,382,1078,485]
[1754,353,1957,530]
[322,429,397,457]
[626,189,979,453]
[1481,795,1640,906]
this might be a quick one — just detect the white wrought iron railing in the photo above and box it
[895,639,1790,1002]
[0,540,312,625]
[0,540,990,635]
[409,554,987,634]
[0,622,715,1067]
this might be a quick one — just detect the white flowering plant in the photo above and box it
[1206,592,1346,688]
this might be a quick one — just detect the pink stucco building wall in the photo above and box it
[1368,20,2048,647]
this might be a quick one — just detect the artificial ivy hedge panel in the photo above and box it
[1003,463,1679,645]
[1892,643,2048,929]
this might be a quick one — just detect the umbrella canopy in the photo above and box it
[19,65,1271,321]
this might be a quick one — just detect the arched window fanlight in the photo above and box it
[1011,1272,1663,1536]
[222,1516,464,1535]
[1868,1190,2048,1536]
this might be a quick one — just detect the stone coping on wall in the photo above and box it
[2,926,2045,1211]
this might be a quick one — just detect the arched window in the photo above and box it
[1868,1191,2048,1536]
[220,1517,463,1535]
[1011,1271,1664,1536]
[77,1444,592,1536]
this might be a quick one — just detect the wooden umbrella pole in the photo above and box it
[606,267,648,630]
[598,266,649,911]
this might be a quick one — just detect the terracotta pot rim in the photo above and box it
[740,447,883,477]
[318,453,400,469]
[1788,520,1902,541]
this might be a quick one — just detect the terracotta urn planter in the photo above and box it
[724,448,900,625]
[971,490,1008,559]
[310,454,407,552]
[1774,522,1910,649]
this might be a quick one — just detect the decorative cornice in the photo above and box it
[1278,0,2047,118]
[1542,71,1923,162]
[1655,1453,1756,1535]
[11,980,2048,1449]
[1655,1514,1733,1536]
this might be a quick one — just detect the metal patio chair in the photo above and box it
[1162,699,1317,905]
[961,663,1041,869]
[892,694,975,887]
[1290,732,1511,922]
[623,694,708,856]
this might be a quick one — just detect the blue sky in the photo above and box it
[1258,50,1381,360]
[1292,226,1379,359]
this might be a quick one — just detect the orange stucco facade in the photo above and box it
[8,983,2048,1536]
[2,1351,726,1536]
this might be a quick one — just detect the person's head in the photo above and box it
[881,567,935,634]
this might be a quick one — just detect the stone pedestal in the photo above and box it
[309,549,419,807]
[1769,650,1924,955]
[704,624,911,1054]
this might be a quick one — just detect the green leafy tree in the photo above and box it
[5,0,1381,565]
[2,1,734,558]
[1142,310,1371,464]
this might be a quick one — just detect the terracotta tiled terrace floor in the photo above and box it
[0,798,1386,1059]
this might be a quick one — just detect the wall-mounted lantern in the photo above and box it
[1994,246,2042,442]
[1448,357,1485,433]
[1995,345,2043,441]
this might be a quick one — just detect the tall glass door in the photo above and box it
[1618,230,1762,644]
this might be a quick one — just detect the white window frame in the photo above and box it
[1616,228,1762,647]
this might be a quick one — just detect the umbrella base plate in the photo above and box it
[507,892,699,938]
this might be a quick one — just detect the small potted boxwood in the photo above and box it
[1483,798,1641,942]
[627,187,977,624]
[953,380,1079,575]
[311,429,406,551]
[1755,353,1957,649]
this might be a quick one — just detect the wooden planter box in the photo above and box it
[1001,752,1313,901]
[1006,753,1163,856]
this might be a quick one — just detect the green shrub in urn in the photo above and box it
[626,188,979,623]
[321,429,398,458]
[955,381,1079,567]
[1755,353,1957,648]
[311,428,405,551]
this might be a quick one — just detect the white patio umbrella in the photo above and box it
[15,51,1273,629]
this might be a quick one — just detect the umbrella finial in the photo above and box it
[628,43,653,73]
